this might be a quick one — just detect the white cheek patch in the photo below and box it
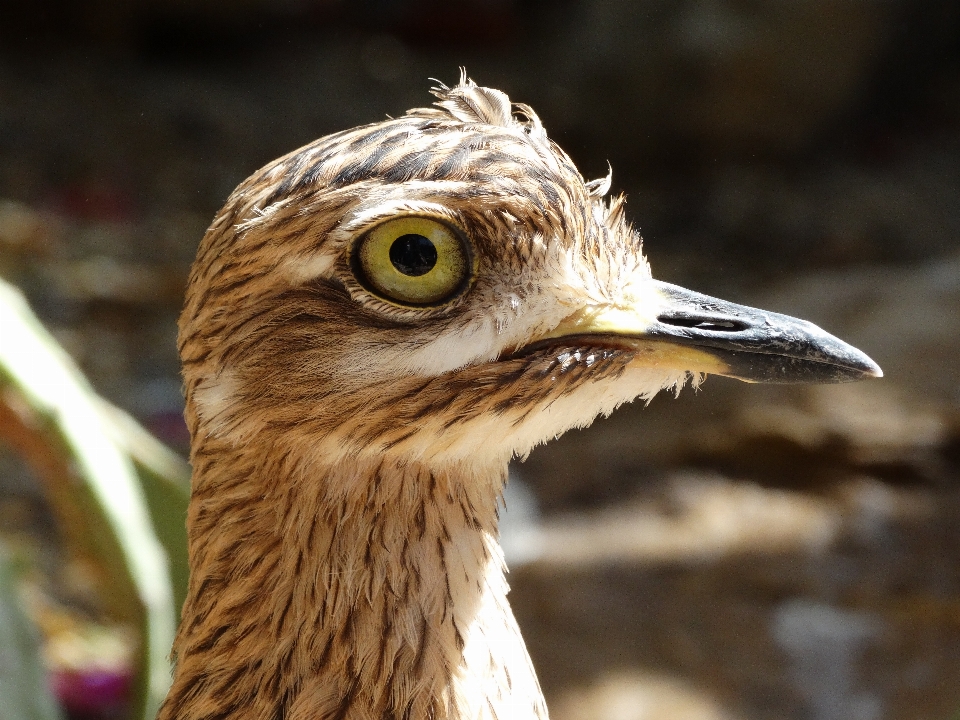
[277,251,339,286]
[395,293,582,379]
[398,315,502,376]
[192,370,243,436]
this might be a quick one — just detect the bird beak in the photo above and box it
[537,280,883,384]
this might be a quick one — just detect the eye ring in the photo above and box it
[350,216,473,307]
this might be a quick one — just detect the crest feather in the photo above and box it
[408,70,544,138]
[586,163,613,198]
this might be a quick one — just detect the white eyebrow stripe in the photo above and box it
[326,197,466,244]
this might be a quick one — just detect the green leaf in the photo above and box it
[0,278,181,720]
[0,549,63,720]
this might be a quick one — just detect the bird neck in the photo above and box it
[158,436,548,720]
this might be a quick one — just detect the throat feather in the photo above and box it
[159,450,547,720]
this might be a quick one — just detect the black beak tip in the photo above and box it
[813,326,883,382]
[849,350,883,380]
[718,330,884,385]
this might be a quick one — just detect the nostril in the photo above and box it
[659,315,750,332]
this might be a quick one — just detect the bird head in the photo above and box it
[179,75,881,476]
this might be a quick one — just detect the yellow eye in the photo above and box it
[354,217,471,305]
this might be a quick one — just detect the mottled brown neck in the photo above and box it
[158,434,547,720]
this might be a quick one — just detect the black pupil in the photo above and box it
[390,234,438,276]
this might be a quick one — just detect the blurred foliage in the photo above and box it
[0,277,189,720]
[0,551,62,720]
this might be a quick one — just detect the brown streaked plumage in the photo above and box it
[163,73,881,720]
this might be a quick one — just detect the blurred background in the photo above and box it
[0,1,959,719]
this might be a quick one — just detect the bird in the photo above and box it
[161,73,881,720]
